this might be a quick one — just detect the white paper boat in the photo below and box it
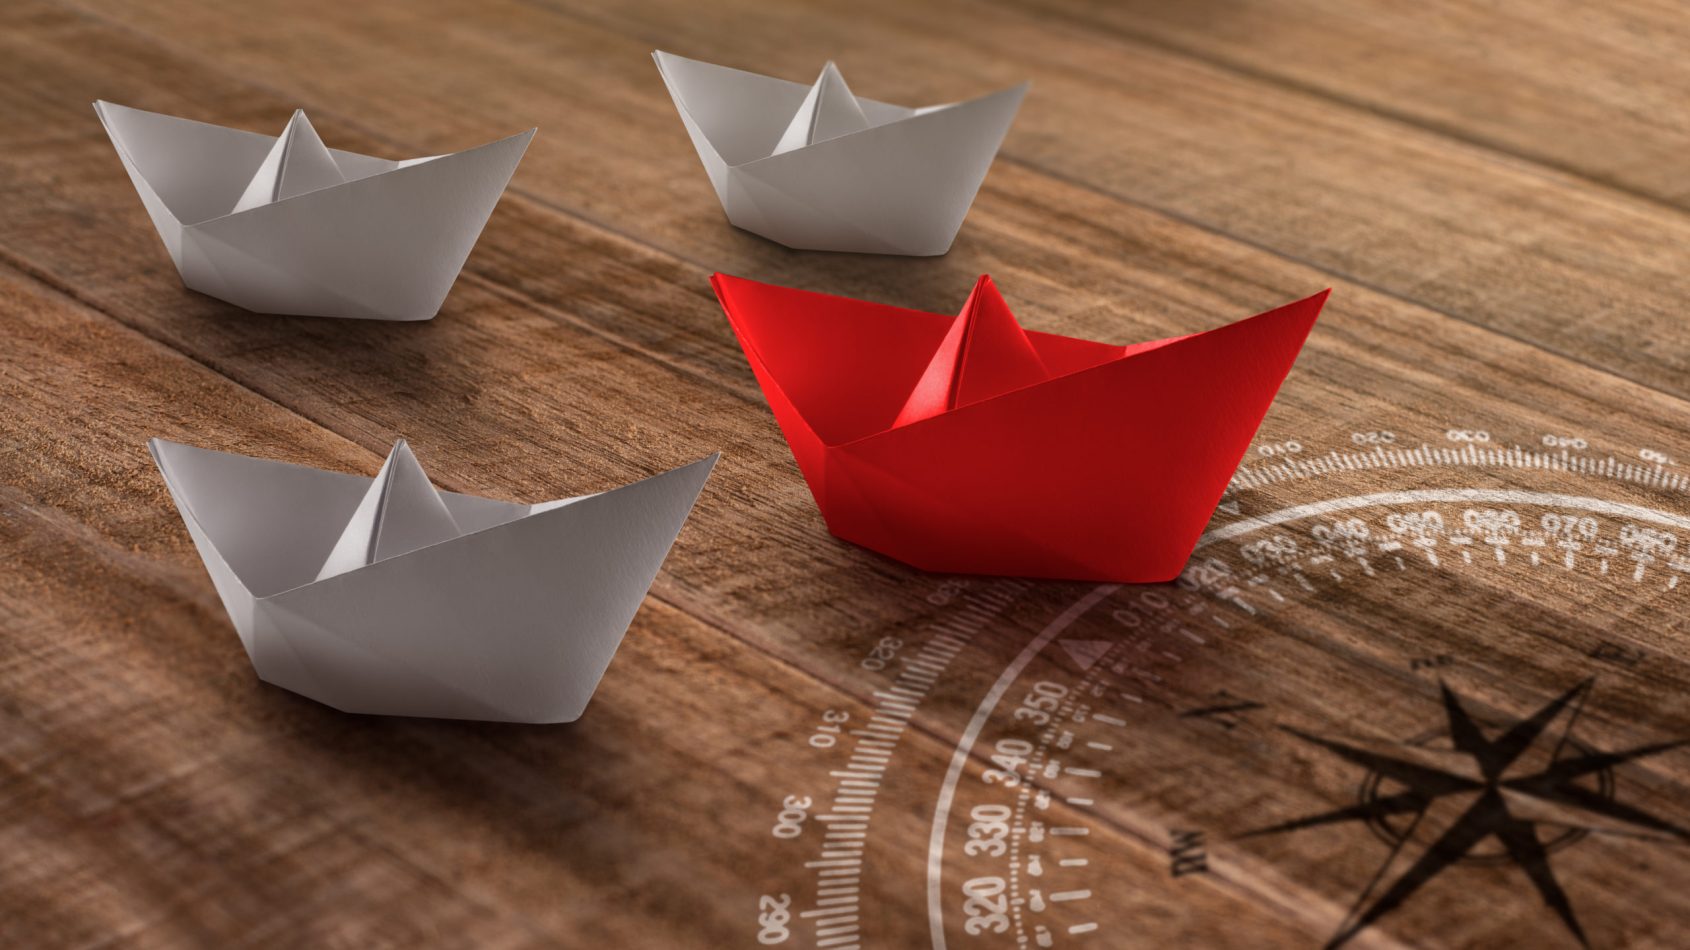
[149,438,717,722]
[95,101,534,321]
[653,51,1027,256]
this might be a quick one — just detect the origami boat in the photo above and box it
[713,274,1327,582]
[653,51,1026,256]
[150,438,716,722]
[95,101,534,320]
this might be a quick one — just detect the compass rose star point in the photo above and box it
[1244,680,1687,948]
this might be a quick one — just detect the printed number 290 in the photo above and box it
[756,894,791,944]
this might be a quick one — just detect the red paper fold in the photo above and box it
[713,273,1327,582]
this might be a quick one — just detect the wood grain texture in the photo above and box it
[3,1,1689,947]
[62,0,1690,400]
[1013,0,1690,206]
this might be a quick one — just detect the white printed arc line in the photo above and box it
[923,490,1689,950]
[1203,490,1690,543]
[926,585,1117,950]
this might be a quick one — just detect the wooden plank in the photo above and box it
[59,0,1690,402]
[1010,0,1690,206]
[0,263,1328,947]
[0,263,859,945]
[13,250,1690,947]
[6,2,1690,948]
[4,0,1685,653]
[7,0,1690,748]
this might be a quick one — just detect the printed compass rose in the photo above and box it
[1243,679,1690,948]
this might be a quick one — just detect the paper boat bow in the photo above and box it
[96,102,534,320]
[150,439,716,722]
[653,52,1026,256]
[713,274,1327,582]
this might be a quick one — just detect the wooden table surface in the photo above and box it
[5,1,1690,947]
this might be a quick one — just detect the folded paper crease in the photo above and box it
[713,273,1327,582]
[653,51,1026,255]
[96,101,534,320]
[150,438,716,722]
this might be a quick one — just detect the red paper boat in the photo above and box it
[712,274,1328,582]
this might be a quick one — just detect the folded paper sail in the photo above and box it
[149,438,717,722]
[712,274,1328,582]
[652,51,1026,256]
[95,101,535,320]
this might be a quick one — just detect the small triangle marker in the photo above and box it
[1059,639,1113,672]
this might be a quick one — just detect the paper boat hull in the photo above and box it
[150,440,715,722]
[716,278,1324,582]
[653,53,1025,256]
[723,85,1025,256]
[96,102,533,321]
